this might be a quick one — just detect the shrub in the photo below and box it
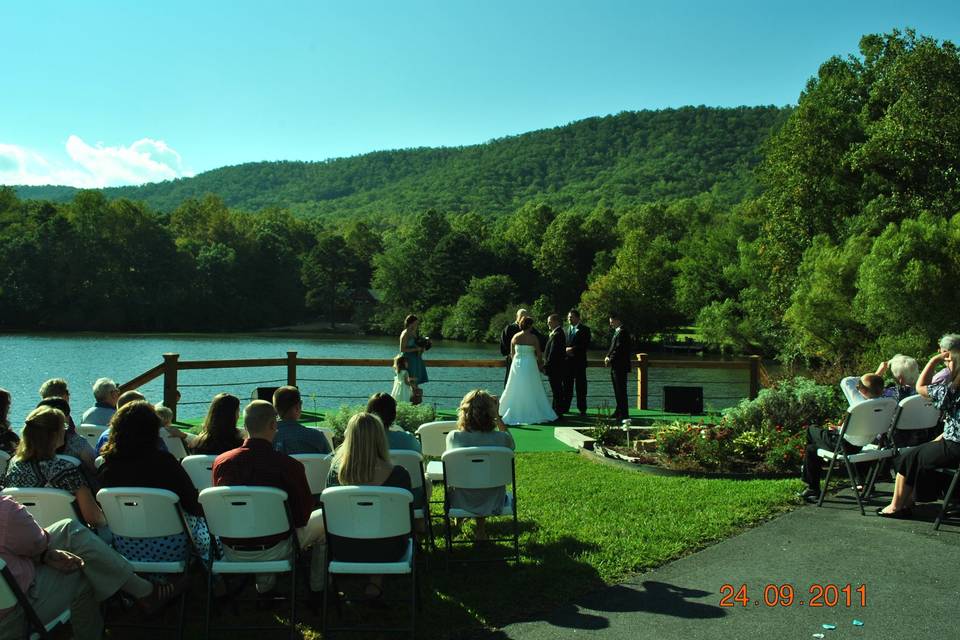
[722,376,843,435]
[325,402,437,440]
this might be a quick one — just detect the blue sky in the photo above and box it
[1,0,958,187]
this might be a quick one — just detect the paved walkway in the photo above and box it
[492,484,959,640]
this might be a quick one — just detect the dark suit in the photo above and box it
[607,325,633,419]
[500,322,546,386]
[543,326,567,416]
[563,323,591,415]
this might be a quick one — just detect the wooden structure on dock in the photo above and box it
[121,351,765,420]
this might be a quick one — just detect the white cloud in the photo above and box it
[0,136,194,188]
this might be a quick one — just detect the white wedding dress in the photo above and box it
[499,344,558,425]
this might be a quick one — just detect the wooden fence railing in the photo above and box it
[120,351,763,420]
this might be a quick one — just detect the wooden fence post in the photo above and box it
[749,355,761,399]
[287,351,298,386]
[163,353,180,422]
[636,353,649,410]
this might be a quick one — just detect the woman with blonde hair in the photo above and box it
[326,412,412,599]
[192,393,243,455]
[2,406,108,532]
[445,390,515,541]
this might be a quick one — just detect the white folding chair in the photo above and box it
[416,421,457,482]
[97,487,194,638]
[1,487,79,528]
[314,427,335,451]
[441,446,519,564]
[817,397,898,514]
[0,450,9,477]
[320,486,416,639]
[181,455,218,491]
[934,462,960,531]
[891,394,942,449]
[55,454,81,467]
[291,453,333,495]
[390,449,434,548]
[162,435,189,461]
[198,486,298,638]
[0,557,71,639]
[78,424,107,448]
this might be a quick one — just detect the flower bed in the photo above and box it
[583,377,845,475]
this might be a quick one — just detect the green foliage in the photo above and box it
[323,402,435,440]
[443,275,517,341]
[722,376,844,434]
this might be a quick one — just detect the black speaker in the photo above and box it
[663,386,703,414]
[252,386,280,402]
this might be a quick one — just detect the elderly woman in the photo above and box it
[192,393,243,455]
[877,354,920,402]
[2,406,108,532]
[878,349,960,518]
[445,390,515,541]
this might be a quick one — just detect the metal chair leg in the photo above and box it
[844,458,866,515]
[934,469,960,531]
[817,458,836,507]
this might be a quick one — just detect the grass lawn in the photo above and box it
[134,450,802,638]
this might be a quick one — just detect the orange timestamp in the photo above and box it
[719,583,866,608]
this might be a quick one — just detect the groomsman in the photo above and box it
[543,313,567,417]
[563,309,591,416]
[605,312,633,420]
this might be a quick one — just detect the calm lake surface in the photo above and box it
[0,333,752,427]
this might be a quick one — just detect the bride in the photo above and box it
[499,316,558,425]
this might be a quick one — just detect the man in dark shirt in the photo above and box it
[563,309,592,416]
[213,400,326,594]
[271,386,331,455]
[604,313,633,420]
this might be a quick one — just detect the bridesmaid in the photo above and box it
[399,314,429,388]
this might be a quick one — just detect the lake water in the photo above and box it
[0,333,752,427]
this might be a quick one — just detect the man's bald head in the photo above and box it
[244,400,278,438]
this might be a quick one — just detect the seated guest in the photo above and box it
[800,374,886,502]
[212,401,325,595]
[0,495,184,639]
[932,334,960,385]
[879,350,960,517]
[155,403,197,449]
[326,412,413,599]
[366,392,429,514]
[271,386,330,455]
[80,378,119,427]
[36,397,98,483]
[445,390,515,541]
[38,379,78,432]
[192,393,243,456]
[367,392,420,452]
[94,391,149,454]
[98,401,211,561]
[876,354,919,402]
[0,387,19,456]
[2,407,109,534]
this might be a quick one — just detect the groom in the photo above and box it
[543,313,567,417]
[563,309,591,416]
[604,312,633,420]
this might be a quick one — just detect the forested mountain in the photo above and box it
[6,28,958,373]
[15,106,788,219]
